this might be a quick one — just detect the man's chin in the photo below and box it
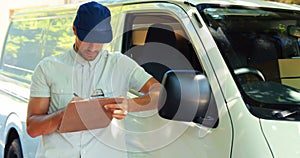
[86,58,96,61]
[84,55,97,61]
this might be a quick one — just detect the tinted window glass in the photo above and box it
[44,17,74,56]
[2,19,49,82]
[122,13,202,82]
[200,6,300,120]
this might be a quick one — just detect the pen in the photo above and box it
[73,93,79,97]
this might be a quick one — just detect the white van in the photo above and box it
[0,0,300,157]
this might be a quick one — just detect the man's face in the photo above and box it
[75,37,104,61]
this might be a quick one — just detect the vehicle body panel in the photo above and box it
[0,0,299,158]
[260,119,300,158]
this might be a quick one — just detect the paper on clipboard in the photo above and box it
[58,98,122,133]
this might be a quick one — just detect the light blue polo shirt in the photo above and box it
[30,48,152,158]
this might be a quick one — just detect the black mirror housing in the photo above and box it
[158,70,218,127]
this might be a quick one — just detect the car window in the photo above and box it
[1,19,49,83]
[44,16,74,56]
[200,5,300,119]
[122,12,202,82]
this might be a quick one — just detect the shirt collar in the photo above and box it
[70,47,103,67]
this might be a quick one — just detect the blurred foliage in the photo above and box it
[3,16,73,82]
[268,0,300,4]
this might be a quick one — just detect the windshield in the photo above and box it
[198,5,300,120]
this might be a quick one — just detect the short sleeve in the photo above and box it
[30,63,51,97]
[101,52,153,94]
[127,61,152,91]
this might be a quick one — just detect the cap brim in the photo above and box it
[77,29,112,43]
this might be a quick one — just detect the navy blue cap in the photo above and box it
[73,1,112,43]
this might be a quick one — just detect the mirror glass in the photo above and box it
[288,25,300,38]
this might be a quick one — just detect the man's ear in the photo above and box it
[72,26,77,35]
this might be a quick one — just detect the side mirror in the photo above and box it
[288,25,300,38]
[158,70,218,128]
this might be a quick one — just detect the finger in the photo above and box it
[112,115,126,120]
[112,113,127,119]
[112,110,127,120]
[104,104,123,110]
[113,109,128,115]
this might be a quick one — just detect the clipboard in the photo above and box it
[58,98,122,133]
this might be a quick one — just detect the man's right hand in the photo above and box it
[27,97,65,138]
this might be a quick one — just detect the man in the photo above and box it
[26,1,160,157]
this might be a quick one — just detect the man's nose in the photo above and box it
[87,43,100,52]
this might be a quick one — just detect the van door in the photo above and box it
[0,17,50,158]
[115,2,233,158]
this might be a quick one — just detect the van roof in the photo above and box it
[190,0,300,10]
[109,0,300,10]
[12,0,300,19]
